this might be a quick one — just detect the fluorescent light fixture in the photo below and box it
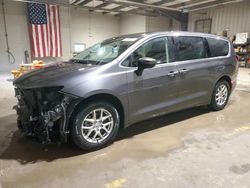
[163,0,191,7]
[179,0,217,9]
[120,6,137,11]
[144,0,162,4]
[85,0,103,7]
[103,3,120,9]
[75,0,86,5]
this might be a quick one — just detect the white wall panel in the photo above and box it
[188,1,250,38]
[0,1,30,71]
[70,7,119,48]
[119,14,146,35]
[0,1,119,71]
[146,16,181,32]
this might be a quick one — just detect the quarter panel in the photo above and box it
[176,56,234,108]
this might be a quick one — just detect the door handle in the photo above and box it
[167,71,179,77]
[179,69,189,75]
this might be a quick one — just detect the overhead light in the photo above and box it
[144,0,162,4]
[181,9,188,13]
[120,6,137,11]
[162,0,191,7]
[85,0,103,7]
[103,3,120,9]
[190,0,245,12]
[75,0,86,5]
[69,0,78,4]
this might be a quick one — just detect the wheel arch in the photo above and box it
[208,75,232,105]
[209,75,232,111]
[67,93,125,133]
[216,75,232,90]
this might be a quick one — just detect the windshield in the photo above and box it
[72,37,139,65]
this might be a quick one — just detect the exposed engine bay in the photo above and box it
[13,86,80,143]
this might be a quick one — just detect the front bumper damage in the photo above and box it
[13,87,80,143]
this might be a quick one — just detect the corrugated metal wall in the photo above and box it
[188,1,250,38]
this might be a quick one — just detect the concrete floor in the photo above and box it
[0,68,250,188]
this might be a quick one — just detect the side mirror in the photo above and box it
[135,57,156,76]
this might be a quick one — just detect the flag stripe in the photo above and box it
[35,25,39,57]
[29,25,35,57]
[52,6,57,57]
[40,25,46,57]
[32,25,38,57]
[56,6,62,56]
[55,6,59,57]
[46,4,50,56]
[42,24,48,56]
[48,5,53,56]
[28,3,62,58]
[38,25,43,57]
[50,5,55,57]
[58,9,62,57]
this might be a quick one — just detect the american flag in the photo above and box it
[27,3,62,58]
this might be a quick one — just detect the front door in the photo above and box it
[123,37,180,124]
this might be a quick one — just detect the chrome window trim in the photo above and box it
[118,33,231,69]
[119,34,170,69]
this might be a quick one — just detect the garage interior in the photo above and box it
[0,0,250,187]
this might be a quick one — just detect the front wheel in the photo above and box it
[71,102,120,150]
[209,80,230,111]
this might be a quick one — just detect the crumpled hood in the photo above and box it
[13,61,98,89]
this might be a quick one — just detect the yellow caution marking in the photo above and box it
[223,126,250,138]
[234,126,250,132]
[105,178,127,188]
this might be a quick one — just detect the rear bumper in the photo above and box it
[231,79,237,91]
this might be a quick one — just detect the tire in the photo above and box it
[209,80,231,111]
[71,101,120,151]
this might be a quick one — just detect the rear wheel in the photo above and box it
[210,80,230,111]
[71,102,120,150]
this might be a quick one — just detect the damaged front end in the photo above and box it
[13,86,80,143]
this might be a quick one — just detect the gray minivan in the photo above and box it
[14,31,238,150]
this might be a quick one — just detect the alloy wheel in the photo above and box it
[215,84,228,106]
[81,108,114,143]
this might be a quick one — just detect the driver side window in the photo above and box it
[122,37,169,67]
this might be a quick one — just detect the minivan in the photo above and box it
[13,31,238,150]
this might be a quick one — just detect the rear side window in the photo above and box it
[206,38,229,57]
[172,36,206,61]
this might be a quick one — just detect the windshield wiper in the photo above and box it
[70,59,88,64]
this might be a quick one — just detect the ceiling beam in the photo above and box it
[189,0,245,12]
[105,0,181,11]
[13,0,70,5]
[187,0,238,11]
[12,0,158,16]
[13,0,185,18]
[125,9,158,17]
[110,10,158,17]
[94,1,111,9]
[153,0,175,6]
[109,5,125,11]
[105,0,190,24]
[69,0,78,3]
[178,0,219,9]
[75,0,92,6]
[81,4,158,17]
[105,0,187,18]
